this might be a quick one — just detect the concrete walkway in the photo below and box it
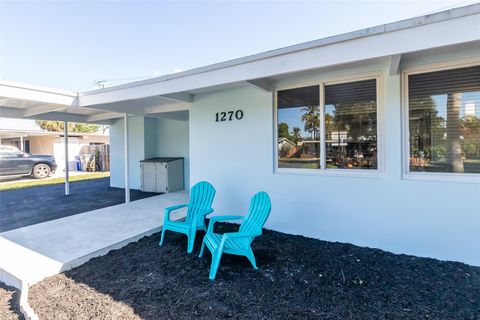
[0,190,189,289]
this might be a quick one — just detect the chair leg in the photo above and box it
[187,228,196,253]
[246,249,258,269]
[159,228,166,246]
[209,249,223,280]
[199,241,205,258]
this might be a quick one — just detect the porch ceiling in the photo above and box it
[0,82,124,124]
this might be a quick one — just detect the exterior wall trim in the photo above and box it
[401,56,480,184]
[273,71,385,178]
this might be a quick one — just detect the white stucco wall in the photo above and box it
[108,49,479,266]
[110,116,145,189]
[189,71,480,266]
[156,117,190,189]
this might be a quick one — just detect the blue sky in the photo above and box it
[0,0,477,91]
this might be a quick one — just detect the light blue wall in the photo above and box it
[156,117,190,189]
[144,117,158,159]
[189,63,480,266]
[110,115,146,190]
[110,115,190,190]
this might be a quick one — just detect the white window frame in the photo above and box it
[401,57,480,184]
[273,72,385,178]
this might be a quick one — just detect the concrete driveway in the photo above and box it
[0,178,158,232]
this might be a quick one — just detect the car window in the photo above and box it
[0,146,22,157]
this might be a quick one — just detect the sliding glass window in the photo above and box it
[277,85,321,169]
[324,79,378,169]
[408,65,480,174]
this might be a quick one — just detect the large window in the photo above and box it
[407,65,480,174]
[324,79,377,169]
[276,77,379,172]
[277,85,320,169]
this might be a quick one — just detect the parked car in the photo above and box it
[0,145,57,179]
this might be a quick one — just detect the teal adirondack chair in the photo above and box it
[199,191,271,280]
[160,181,216,253]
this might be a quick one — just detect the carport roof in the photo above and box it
[0,81,124,124]
[1,3,479,122]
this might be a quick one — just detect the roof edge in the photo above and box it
[80,3,480,96]
[0,81,78,97]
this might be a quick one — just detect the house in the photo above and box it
[0,4,479,266]
[0,119,109,172]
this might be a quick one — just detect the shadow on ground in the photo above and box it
[0,282,23,320]
[0,178,157,232]
[29,223,480,320]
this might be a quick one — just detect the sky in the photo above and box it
[0,0,478,92]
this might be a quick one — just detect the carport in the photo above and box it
[0,82,129,200]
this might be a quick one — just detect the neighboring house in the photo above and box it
[0,119,109,172]
[0,5,479,267]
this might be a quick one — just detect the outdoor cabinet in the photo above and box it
[140,157,184,193]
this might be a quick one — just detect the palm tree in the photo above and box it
[446,92,464,173]
[291,127,302,143]
[301,106,320,140]
[35,120,101,133]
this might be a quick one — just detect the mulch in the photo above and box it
[0,282,23,320]
[29,223,480,320]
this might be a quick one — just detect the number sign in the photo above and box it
[215,110,244,122]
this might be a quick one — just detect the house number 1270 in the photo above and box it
[215,110,244,122]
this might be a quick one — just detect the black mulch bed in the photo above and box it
[0,282,23,320]
[29,224,480,320]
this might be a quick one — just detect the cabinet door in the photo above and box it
[155,163,168,193]
[141,163,156,192]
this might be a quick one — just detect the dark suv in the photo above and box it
[0,145,57,179]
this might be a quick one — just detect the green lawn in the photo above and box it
[0,172,110,191]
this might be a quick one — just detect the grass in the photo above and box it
[0,172,110,191]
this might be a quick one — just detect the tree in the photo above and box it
[278,122,291,140]
[291,127,301,144]
[35,120,101,133]
[301,106,320,140]
[446,92,464,173]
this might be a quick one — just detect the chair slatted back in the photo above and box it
[186,181,216,222]
[238,192,271,245]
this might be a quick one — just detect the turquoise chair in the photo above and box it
[199,191,271,280]
[160,181,216,253]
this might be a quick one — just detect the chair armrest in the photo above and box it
[164,204,188,222]
[223,231,261,239]
[207,215,244,233]
[197,207,214,216]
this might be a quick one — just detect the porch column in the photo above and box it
[20,136,24,151]
[124,113,130,203]
[64,121,70,196]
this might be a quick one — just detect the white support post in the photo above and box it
[124,113,130,203]
[64,121,70,196]
[19,136,24,151]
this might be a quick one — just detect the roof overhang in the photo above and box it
[0,81,124,123]
[77,4,480,108]
[0,4,479,120]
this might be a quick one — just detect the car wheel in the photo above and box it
[32,164,51,179]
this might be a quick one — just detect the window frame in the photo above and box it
[401,58,480,183]
[273,72,384,178]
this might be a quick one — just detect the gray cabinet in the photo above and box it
[140,157,184,193]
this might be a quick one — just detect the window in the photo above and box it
[277,85,320,169]
[324,79,377,169]
[275,76,380,173]
[407,65,480,174]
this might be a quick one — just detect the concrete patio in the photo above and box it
[0,190,189,289]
